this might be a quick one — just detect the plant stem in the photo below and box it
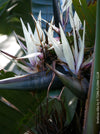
[83,1,100,133]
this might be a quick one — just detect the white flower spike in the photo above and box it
[59,24,75,73]
[20,18,38,66]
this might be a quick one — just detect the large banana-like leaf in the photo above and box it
[32,89,77,133]
[0,0,33,35]
[0,90,46,134]
[61,87,77,125]
[73,0,96,47]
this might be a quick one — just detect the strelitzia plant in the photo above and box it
[0,14,42,74]
[0,11,65,91]
[15,11,57,72]
[45,3,92,99]
[47,3,92,75]
[16,11,45,72]
[0,1,96,133]
[0,11,54,74]
[0,2,91,99]
[46,12,85,75]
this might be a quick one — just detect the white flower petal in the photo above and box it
[74,11,82,31]
[82,21,86,46]
[14,32,27,54]
[69,6,79,63]
[34,22,45,43]
[69,4,74,29]
[20,18,36,53]
[73,27,78,64]
[59,24,75,72]
[62,0,72,13]
[48,46,54,50]
[48,17,54,43]
[69,5,82,32]
[16,52,42,60]
[41,18,60,33]
[33,12,45,43]
[20,18,37,65]
[82,55,93,68]
[27,23,34,39]
[76,21,85,73]
[45,30,65,61]
[37,10,42,27]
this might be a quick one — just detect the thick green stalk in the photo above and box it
[46,64,87,100]
[83,1,100,134]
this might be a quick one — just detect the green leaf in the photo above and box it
[0,0,33,35]
[0,100,22,134]
[0,90,46,133]
[0,0,9,16]
[0,69,15,80]
[73,0,96,47]
[35,88,77,130]
[61,87,77,125]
